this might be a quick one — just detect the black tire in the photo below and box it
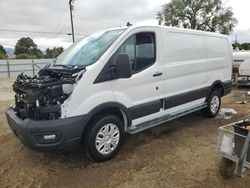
[219,157,236,179]
[84,115,125,162]
[202,90,221,118]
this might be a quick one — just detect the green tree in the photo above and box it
[0,45,7,59]
[14,37,43,59]
[241,43,250,50]
[0,53,7,59]
[232,43,250,50]
[157,0,238,35]
[15,54,34,59]
[232,43,242,50]
[0,45,7,55]
[45,47,64,58]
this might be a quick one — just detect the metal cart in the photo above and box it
[218,120,250,178]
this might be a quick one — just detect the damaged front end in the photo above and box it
[13,65,84,120]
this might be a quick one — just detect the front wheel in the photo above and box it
[84,115,125,162]
[202,90,221,118]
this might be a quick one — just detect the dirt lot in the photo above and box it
[0,78,250,188]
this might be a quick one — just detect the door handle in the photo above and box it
[153,72,163,77]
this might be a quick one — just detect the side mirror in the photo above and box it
[113,53,132,79]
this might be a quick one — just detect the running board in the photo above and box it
[127,103,207,134]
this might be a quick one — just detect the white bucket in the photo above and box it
[221,135,234,155]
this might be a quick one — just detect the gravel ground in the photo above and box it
[0,78,250,188]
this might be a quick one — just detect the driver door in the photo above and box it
[111,28,165,126]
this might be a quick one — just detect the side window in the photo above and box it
[135,33,156,72]
[116,35,135,64]
[114,32,156,73]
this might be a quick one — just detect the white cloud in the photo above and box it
[0,0,168,49]
[0,0,249,50]
[232,29,250,43]
[33,38,72,50]
[227,0,250,30]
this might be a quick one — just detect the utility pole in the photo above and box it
[235,35,238,44]
[69,0,75,43]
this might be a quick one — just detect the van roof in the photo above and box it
[111,24,229,39]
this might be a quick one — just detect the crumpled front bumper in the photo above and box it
[5,108,86,151]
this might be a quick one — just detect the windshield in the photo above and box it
[55,29,126,67]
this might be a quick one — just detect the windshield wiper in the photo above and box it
[53,64,75,69]
[53,64,86,70]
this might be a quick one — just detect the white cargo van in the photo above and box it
[6,25,232,162]
[238,59,250,86]
[232,51,250,83]
[233,51,250,68]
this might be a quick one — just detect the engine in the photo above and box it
[13,66,83,120]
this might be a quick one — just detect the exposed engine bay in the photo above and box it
[13,65,84,120]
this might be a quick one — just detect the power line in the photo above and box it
[53,9,68,34]
[41,9,69,45]
[76,15,118,27]
[0,29,88,36]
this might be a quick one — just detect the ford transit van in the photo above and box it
[6,25,233,162]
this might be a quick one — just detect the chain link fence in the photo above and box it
[0,59,54,78]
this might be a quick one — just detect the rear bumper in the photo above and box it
[5,108,86,151]
[237,80,250,87]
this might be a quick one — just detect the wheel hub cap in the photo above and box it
[210,95,220,114]
[95,123,120,155]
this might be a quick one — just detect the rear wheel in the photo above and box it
[202,90,221,118]
[219,157,236,179]
[84,115,125,162]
